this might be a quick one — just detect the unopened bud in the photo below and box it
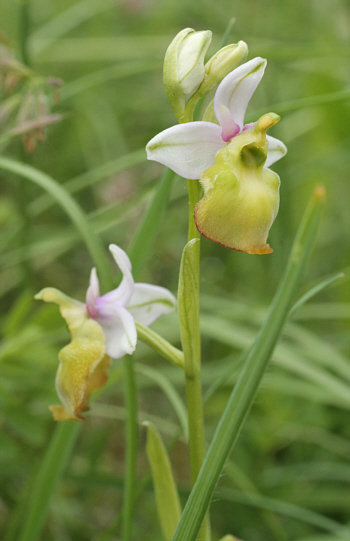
[163,28,212,120]
[199,41,248,96]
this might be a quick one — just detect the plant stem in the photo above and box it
[182,178,210,541]
[122,357,138,541]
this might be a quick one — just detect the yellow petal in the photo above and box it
[51,318,109,422]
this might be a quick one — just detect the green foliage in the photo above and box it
[0,1,349,541]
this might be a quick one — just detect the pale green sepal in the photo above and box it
[218,536,239,541]
[202,98,217,123]
[177,239,200,377]
[144,421,182,541]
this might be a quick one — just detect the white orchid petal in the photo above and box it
[265,135,287,168]
[127,283,176,326]
[86,268,100,318]
[97,304,137,359]
[146,122,224,179]
[214,57,267,131]
[97,244,134,308]
[178,30,211,96]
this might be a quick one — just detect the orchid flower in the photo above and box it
[35,244,176,421]
[146,57,287,254]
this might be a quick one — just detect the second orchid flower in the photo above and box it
[36,244,176,421]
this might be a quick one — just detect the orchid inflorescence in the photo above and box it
[35,28,286,426]
[147,35,287,254]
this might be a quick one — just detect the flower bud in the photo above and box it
[198,41,248,96]
[163,28,212,120]
[194,113,281,254]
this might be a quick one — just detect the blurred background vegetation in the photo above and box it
[0,0,350,540]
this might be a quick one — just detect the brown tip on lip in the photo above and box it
[194,210,272,254]
[248,244,273,255]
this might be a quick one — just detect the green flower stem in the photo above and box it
[184,180,210,541]
[0,156,113,291]
[177,123,209,540]
[122,357,138,541]
[17,423,80,541]
[178,239,210,541]
[187,179,201,245]
[136,321,184,370]
[172,187,326,541]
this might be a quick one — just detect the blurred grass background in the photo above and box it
[0,1,350,540]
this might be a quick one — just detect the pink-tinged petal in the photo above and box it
[146,122,224,179]
[97,303,137,359]
[86,267,100,318]
[97,245,134,309]
[265,135,287,168]
[218,104,240,142]
[214,57,267,131]
[127,283,176,326]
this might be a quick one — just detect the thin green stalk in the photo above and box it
[177,103,209,539]
[180,183,210,541]
[122,357,138,541]
[172,187,326,541]
[136,322,184,369]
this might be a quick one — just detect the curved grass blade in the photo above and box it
[128,168,175,279]
[289,272,345,318]
[171,186,326,541]
[0,156,112,290]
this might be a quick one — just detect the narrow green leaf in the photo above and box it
[13,423,80,541]
[144,421,182,541]
[29,149,146,216]
[172,186,326,541]
[30,0,116,56]
[218,487,344,534]
[128,168,175,280]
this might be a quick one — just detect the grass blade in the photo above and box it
[171,186,326,541]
